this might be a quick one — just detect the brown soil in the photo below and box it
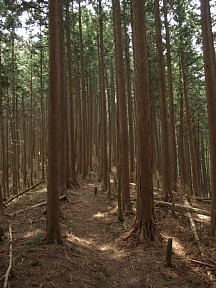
[0,179,215,288]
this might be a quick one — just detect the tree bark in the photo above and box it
[154,0,172,202]
[163,0,177,190]
[79,1,88,178]
[200,0,216,236]
[0,41,4,216]
[123,0,135,181]
[98,0,108,191]
[65,0,77,187]
[131,0,159,241]
[113,0,132,213]
[45,0,62,244]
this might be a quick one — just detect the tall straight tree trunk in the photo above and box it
[201,135,208,196]
[40,44,45,180]
[181,54,200,198]
[11,29,18,195]
[98,0,108,191]
[65,0,77,187]
[178,65,187,187]
[200,0,216,236]
[163,0,177,189]
[154,0,172,202]
[106,75,111,173]
[5,87,9,197]
[45,0,62,244]
[0,41,4,215]
[58,0,67,195]
[176,3,201,197]
[123,0,135,181]
[79,1,88,178]
[21,93,27,187]
[130,0,159,241]
[1,41,6,197]
[116,90,124,222]
[29,52,34,186]
[75,54,82,175]
[110,65,117,167]
[88,72,94,172]
[112,0,131,213]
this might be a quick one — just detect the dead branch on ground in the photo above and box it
[6,195,66,216]
[3,225,13,288]
[183,197,205,257]
[155,200,210,216]
[4,180,45,206]
[190,259,216,269]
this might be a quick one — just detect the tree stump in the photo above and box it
[165,238,173,267]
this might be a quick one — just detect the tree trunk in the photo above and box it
[65,0,78,186]
[21,93,27,187]
[178,74,186,188]
[98,0,108,191]
[113,0,132,213]
[0,41,4,215]
[131,0,159,242]
[200,0,216,236]
[163,0,177,190]
[39,43,45,180]
[154,0,172,202]
[123,0,135,181]
[11,29,18,195]
[29,52,34,187]
[79,1,88,178]
[58,0,67,196]
[45,0,62,244]
[181,55,200,198]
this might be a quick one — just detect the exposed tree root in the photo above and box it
[42,233,63,245]
[119,217,161,245]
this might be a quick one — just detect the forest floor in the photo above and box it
[0,176,216,288]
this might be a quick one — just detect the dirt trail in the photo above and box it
[0,180,213,288]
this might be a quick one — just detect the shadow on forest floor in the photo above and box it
[0,179,215,287]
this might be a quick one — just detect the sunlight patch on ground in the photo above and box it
[93,212,106,218]
[98,244,126,259]
[92,206,118,220]
[196,213,210,224]
[162,233,186,257]
[23,229,42,239]
[66,232,125,259]
[66,232,93,247]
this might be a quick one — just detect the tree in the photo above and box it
[163,0,177,190]
[129,0,159,241]
[65,0,78,187]
[112,0,132,213]
[176,0,201,198]
[78,1,88,178]
[123,0,135,182]
[0,38,4,216]
[154,0,172,202]
[58,0,67,195]
[45,0,63,244]
[98,0,108,191]
[200,0,216,236]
